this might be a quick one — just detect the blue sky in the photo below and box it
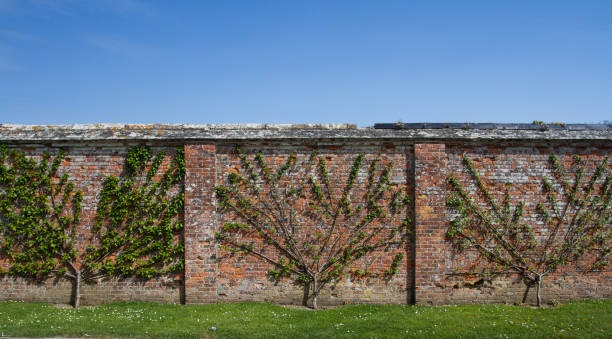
[0,0,611,126]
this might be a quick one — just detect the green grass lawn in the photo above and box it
[0,299,610,338]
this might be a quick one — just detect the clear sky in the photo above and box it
[0,0,611,126]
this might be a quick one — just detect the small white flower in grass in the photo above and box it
[211,326,217,331]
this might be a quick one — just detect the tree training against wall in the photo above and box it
[0,145,185,307]
[447,154,611,306]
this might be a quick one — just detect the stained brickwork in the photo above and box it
[184,142,218,304]
[0,125,610,306]
[414,143,448,304]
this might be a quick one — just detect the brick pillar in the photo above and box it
[414,143,448,304]
[184,142,217,303]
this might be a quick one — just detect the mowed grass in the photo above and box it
[0,299,610,338]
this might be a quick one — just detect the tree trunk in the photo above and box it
[312,277,318,310]
[536,276,541,307]
[72,270,81,308]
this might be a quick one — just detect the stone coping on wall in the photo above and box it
[1,123,611,141]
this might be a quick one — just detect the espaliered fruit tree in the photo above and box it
[447,154,611,306]
[215,147,411,309]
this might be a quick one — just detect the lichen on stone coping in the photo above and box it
[0,123,358,130]
[0,123,611,141]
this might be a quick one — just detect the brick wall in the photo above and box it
[434,141,612,305]
[414,143,448,304]
[0,142,183,305]
[212,141,413,305]
[0,131,610,306]
[184,142,218,304]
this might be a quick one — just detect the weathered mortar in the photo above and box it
[0,123,610,306]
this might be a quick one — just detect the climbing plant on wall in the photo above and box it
[447,154,611,306]
[0,144,82,289]
[79,146,185,308]
[0,145,185,308]
[215,147,411,309]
